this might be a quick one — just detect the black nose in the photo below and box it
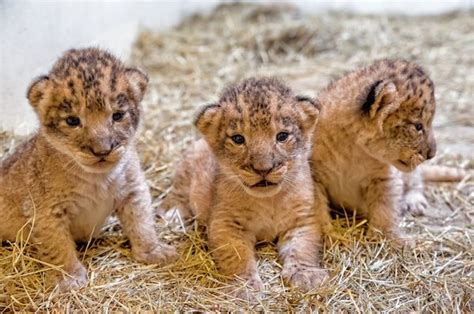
[251,165,273,177]
[427,147,436,160]
[426,136,437,160]
[90,147,112,157]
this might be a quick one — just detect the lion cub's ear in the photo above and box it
[27,75,50,108]
[124,68,149,103]
[194,103,223,146]
[362,80,399,123]
[295,96,320,133]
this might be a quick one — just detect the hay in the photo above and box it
[1,3,473,311]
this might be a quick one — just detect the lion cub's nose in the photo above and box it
[89,141,119,157]
[90,147,112,157]
[425,139,437,160]
[427,146,436,160]
[251,164,273,177]
[427,135,437,160]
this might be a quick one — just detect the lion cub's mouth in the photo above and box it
[396,158,422,172]
[251,180,277,188]
[398,159,409,167]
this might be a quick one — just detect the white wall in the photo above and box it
[301,0,472,14]
[0,0,221,134]
[1,0,471,135]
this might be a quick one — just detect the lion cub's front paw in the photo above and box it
[245,273,265,291]
[390,233,416,249]
[133,243,178,266]
[367,227,415,249]
[282,264,328,292]
[402,192,428,216]
[57,263,88,291]
[231,273,264,301]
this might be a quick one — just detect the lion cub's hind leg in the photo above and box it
[0,196,27,242]
[160,139,216,225]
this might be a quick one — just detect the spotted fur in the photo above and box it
[311,59,438,243]
[0,48,177,290]
[160,77,327,295]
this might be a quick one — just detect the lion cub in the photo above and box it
[0,48,177,290]
[311,59,437,242]
[161,77,326,293]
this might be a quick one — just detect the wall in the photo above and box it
[0,0,221,134]
[0,0,471,134]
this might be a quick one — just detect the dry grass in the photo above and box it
[1,3,473,312]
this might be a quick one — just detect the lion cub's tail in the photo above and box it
[420,165,474,182]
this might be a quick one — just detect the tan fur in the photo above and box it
[0,48,177,290]
[311,59,438,241]
[161,78,327,293]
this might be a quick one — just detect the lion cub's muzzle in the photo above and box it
[396,136,437,172]
[236,160,288,197]
[76,140,126,173]
[244,162,287,188]
[85,139,123,161]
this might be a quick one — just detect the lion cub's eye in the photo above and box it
[276,132,289,142]
[231,134,245,145]
[66,116,81,127]
[112,111,125,122]
[414,123,423,131]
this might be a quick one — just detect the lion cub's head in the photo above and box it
[359,61,437,172]
[195,77,319,198]
[27,48,148,173]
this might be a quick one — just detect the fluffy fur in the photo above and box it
[0,48,177,290]
[161,77,327,294]
[311,59,438,242]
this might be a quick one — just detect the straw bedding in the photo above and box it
[1,3,473,312]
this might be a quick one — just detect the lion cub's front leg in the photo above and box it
[32,211,87,291]
[278,219,327,292]
[208,215,263,292]
[313,181,334,235]
[117,183,177,265]
[365,177,410,246]
[401,169,428,216]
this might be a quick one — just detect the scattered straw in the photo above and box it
[1,3,473,312]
